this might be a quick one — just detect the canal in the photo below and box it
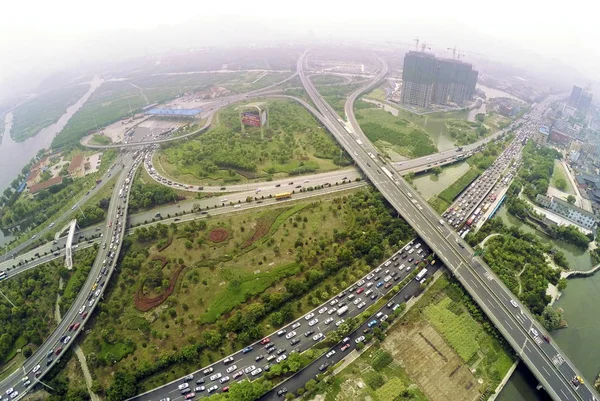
[493,204,598,400]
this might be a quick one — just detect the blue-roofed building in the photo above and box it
[145,108,202,118]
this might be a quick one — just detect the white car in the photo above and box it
[88,299,95,307]
[312,333,324,341]
[327,308,336,315]
[308,318,319,327]
[251,367,263,376]
[357,302,366,309]
[63,336,71,344]
[329,298,339,306]
[6,387,13,395]
[353,298,362,305]
[226,365,237,373]
[209,373,222,381]
[32,364,41,373]
[178,383,189,390]
[291,322,301,330]
[510,300,518,308]
[355,336,365,344]
[285,331,297,340]
[207,385,218,393]
[244,365,256,374]
[318,307,328,314]
[10,391,18,399]
[78,305,86,314]
[326,350,336,358]
[530,328,539,337]
[219,376,230,384]
[233,204,241,209]
[276,354,287,363]
[336,319,345,327]
[324,318,334,325]
[304,313,315,321]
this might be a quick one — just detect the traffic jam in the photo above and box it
[151,240,438,401]
[4,154,144,400]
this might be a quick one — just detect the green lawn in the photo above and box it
[11,84,89,141]
[436,167,481,204]
[354,102,437,158]
[551,159,576,195]
[155,98,348,185]
[311,75,347,86]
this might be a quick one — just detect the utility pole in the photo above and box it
[0,289,16,307]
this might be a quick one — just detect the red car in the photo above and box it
[222,387,229,392]
[73,322,81,331]
[340,344,350,352]
[82,312,88,319]
[260,337,271,345]
[68,323,75,331]
[356,287,364,294]
[55,347,63,355]
[384,283,392,289]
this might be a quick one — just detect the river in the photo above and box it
[493,204,598,401]
[0,76,103,247]
[477,84,528,103]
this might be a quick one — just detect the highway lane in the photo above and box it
[261,262,441,400]
[127,240,435,401]
[0,151,141,401]
[298,51,598,400]
[0,180,367,284]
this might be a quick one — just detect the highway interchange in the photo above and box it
[0,50,597,401]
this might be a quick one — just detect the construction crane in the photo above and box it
[447,46,484,60]
[414,37,420,51]
[421,42,432,52]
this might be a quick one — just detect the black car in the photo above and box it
[370,294,377,300]
[276,348,286,355]
[196,378,205,385]
[267,347,277,354]
[290,338,300,345]
[338,302,347,307]
[407,258,414,263]
[318,363,329,371]
[255,355,264,362]
[304,330,315,337]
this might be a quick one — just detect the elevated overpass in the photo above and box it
[64,220,77,270]
[298,50,598,401]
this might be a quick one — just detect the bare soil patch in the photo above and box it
[382,321,481,401]
[134,263,186,312]
[208,228,230,243]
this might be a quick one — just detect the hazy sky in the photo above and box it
[0,0,597,98]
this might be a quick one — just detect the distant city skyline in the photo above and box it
[1,0,598,101]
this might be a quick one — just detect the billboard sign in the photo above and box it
[242,110,261,127]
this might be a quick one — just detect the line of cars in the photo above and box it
[442,124,532,232]
[147,239,434,401]
[4,154,144,400]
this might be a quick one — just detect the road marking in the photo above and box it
[541,365,551,376]
[468,278,479,288]
[503,319,514,330]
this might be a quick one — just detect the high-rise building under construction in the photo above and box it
[401,51,478,107]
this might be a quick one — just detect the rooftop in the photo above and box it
[30,176,63,194]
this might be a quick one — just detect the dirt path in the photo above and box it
[480,233,501,247]
[54,278,101,401]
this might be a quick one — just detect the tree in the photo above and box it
[540,305,564,330]
[555,178,567,191]
[566,194,576,204]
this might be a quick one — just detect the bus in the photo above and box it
[0,272,7,281]
[381,167,394,179]
[343,126,353,134]
[275,192,292,201]
[461,229,470,238]
[415,268,428,281]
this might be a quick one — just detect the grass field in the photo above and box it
[354,101,437,158]
[84,187,417,392]
[385,275,514,399]
[11,84,89,141]
[310,74,348,86]
[319,348,427,401]
[550,159,576,195]
[155,98,346,185]
[318,84,361,116]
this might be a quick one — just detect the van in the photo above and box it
[365,290,373,297]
